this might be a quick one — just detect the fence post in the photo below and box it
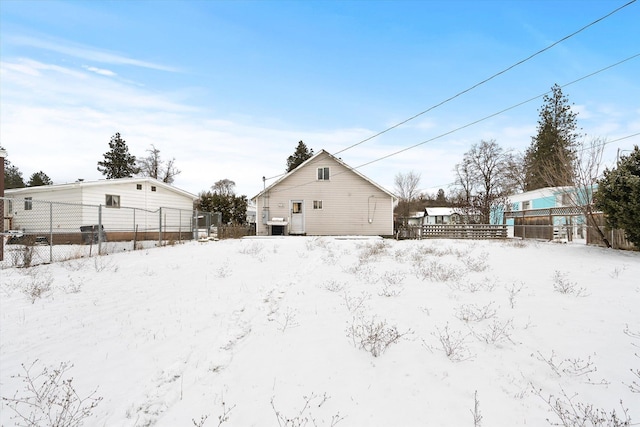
[49,201,53,263]
[98,205,103,255]
[158,207,163,246]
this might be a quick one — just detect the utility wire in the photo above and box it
[263,0,636,183]
[353,53,639,170]
[261,53,639,195]
[418,133,640,193]
[332,0,637,156]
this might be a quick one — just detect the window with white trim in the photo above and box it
[317,167,330,181]
[24,197,32,210]
[136,184,142,190]
[313,200,323,210]
[522,201,530,210]
[151,186,157,192]
[106,194,120,208]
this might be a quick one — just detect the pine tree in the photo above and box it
[524,84,581,191]
[27,171,53,187]
[595,146,640,247]
[286,141,314,172]
[97,133,139,179]
[3,160,25,189]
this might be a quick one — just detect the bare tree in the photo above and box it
[394,171,421,222]
[212,178,236,196]
[453,140,517,224]
[138,145,181,184]
[538,137,611,247]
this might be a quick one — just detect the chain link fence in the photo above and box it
[1,197,221,267]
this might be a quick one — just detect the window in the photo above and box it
[105,194,120,208]
[292,202,303,213]
[25,197,32,211]
[151,186,157,192]
[313,200,323,210]
[317,167,330,181]
[522,201,531,210]
[136,184,142,190]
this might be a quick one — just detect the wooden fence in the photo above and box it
[397,224,508,240]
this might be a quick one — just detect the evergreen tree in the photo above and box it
[97,133,139,179]
[595,146,640,247]
[524,84,581,191]
[196,179,248,225]
[4,160,25,189]
[286,141,314,172]
[27,171,53,187]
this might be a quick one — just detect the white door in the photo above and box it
[290,200,304,234]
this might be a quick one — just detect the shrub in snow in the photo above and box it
[271,393,344,427]
[471,318,515,346]
[506,281,525,308]
[535,351,598,379]
[19,270,53,303]
[552,271,587,296]
[471,390,482,427]
[413,259,463,282]
[357,240,388,263]
[322,279,347,293]
[346,315,410,357]
[431,323,474,362]
[341,291,370,314]
[623,325,640,393]
[378,283,404,298]
[455,302,497,323]
[462,251,490,272]
[2,360,102,427]
[532,387,632,427]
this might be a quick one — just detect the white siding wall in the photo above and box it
[5,187,84,233]
[256,153,394,236]
[5,179,195,235]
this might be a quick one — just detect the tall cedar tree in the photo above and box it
[27,171,53,187]
[97,133,139,179]
[524,84,581,191]
[286,141,314,172]
[595,146,640,248]
[3,160,25,189]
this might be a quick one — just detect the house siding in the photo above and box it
[5,178,196,236]
[255,152,395,236]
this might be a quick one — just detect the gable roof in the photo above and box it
[252,149,397,201]
[6,177,198,200]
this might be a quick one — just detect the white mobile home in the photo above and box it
[252,150,397,236]
[4,177,197,242]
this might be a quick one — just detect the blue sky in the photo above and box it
[1,0,638,198]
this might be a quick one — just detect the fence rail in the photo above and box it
[423,224,507,239]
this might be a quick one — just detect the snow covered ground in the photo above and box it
[1,237,639,426]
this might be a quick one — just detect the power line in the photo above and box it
[261,53,638,195]
[263,0,636,183]
[353,53,639,170]
[420,133,640,193]
[332,0,637,156]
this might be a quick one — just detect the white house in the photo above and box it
[4,177,198,243]
[252,150,397,236]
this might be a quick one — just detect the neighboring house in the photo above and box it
[4,177,198,242]
[252,150,397,236]
[424,207,481,225]
[424,207,456,225]
[502,186,586,241]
